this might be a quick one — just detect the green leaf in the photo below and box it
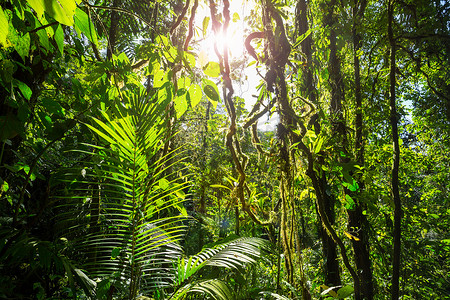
[54,24,64,55]
[202,16,210,37]
[177,77,191,90]
[314,136,324,153]
[38,111,53,130]
[189,84,202,108]
[0,179,9,192]
[203,86,218,107]
[42,97,64,116]
[9,30,30,61]
[342,178,359,192]
[14,79,32,101]
[0,113,22,141]
[320,285,338,298]
[202,79,220,109]
[293,28,312,48]
[155,34,169,47]
[232,12,240,22]
[154,69,168,88]
[184,51,196,69]
[97,279,111,300]
[0,6,9,46]
[0,59,15,83]
[337,285,354,298]
[210,184,231,191]
[27,0,80,26]
[430,213,439,219]
[18,103,30,121]
[174,93,188,118]
[159,178,169,190]
[203,61,221,78]
[35,26,51,51]
[73,269,96,297]
[73,7,97,46]
[344,194,355,210]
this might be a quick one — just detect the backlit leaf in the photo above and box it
[344,194,355,209]
[202,16,210,37]
[202,79,220,109]
[74,7,97,46]
[189,84,202,108]
[184,52,196,69]
[174,93,188,118]
[0,7,9,46]
[54,24,64,55]
[27,0,80,26]
[9,29,30,61]
[203,61,221,78]
[232,12,240,22]
[177,77,191,90]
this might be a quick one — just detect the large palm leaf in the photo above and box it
[170,237,270,300]
[54,87,188,299]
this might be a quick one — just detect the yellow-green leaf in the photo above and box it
[203,61,221,78]
[74,7,97,46]
[202,16,210,37]
[0,7,9,46]
[210,184,231,191]
[184,51,195,69]
[27,0,80,26]
[153,69,167,88]
[9,28,30,61]
[174,93,188,118]
[54,24,64,55]
[232,12,240,22]
[189,84,202,108]
[177,77,191,90]
[159,178,169,190]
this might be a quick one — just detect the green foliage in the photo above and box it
[52,83,188,297]
[1,0,449,299]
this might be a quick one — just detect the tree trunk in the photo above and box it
[388,0,402,298]
[323,0,344,288]
[349,0,374,298]
[106,0,122,60]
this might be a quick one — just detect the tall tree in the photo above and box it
[387,0,402,298]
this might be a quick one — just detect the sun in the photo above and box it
[214,26,246,59]
[196,1,251,64]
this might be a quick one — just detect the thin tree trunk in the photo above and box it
[295,0,316,104]
[323,0,344,288]
[388,0,402,298]
[349,1,374,298]
[198,101,211,250]
[107,0,121,60]
[321,178,342,287]
[296,0,341,288]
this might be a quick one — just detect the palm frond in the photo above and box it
[170,279,235,300]
[172,237,269,299]
[53,87,188,297]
